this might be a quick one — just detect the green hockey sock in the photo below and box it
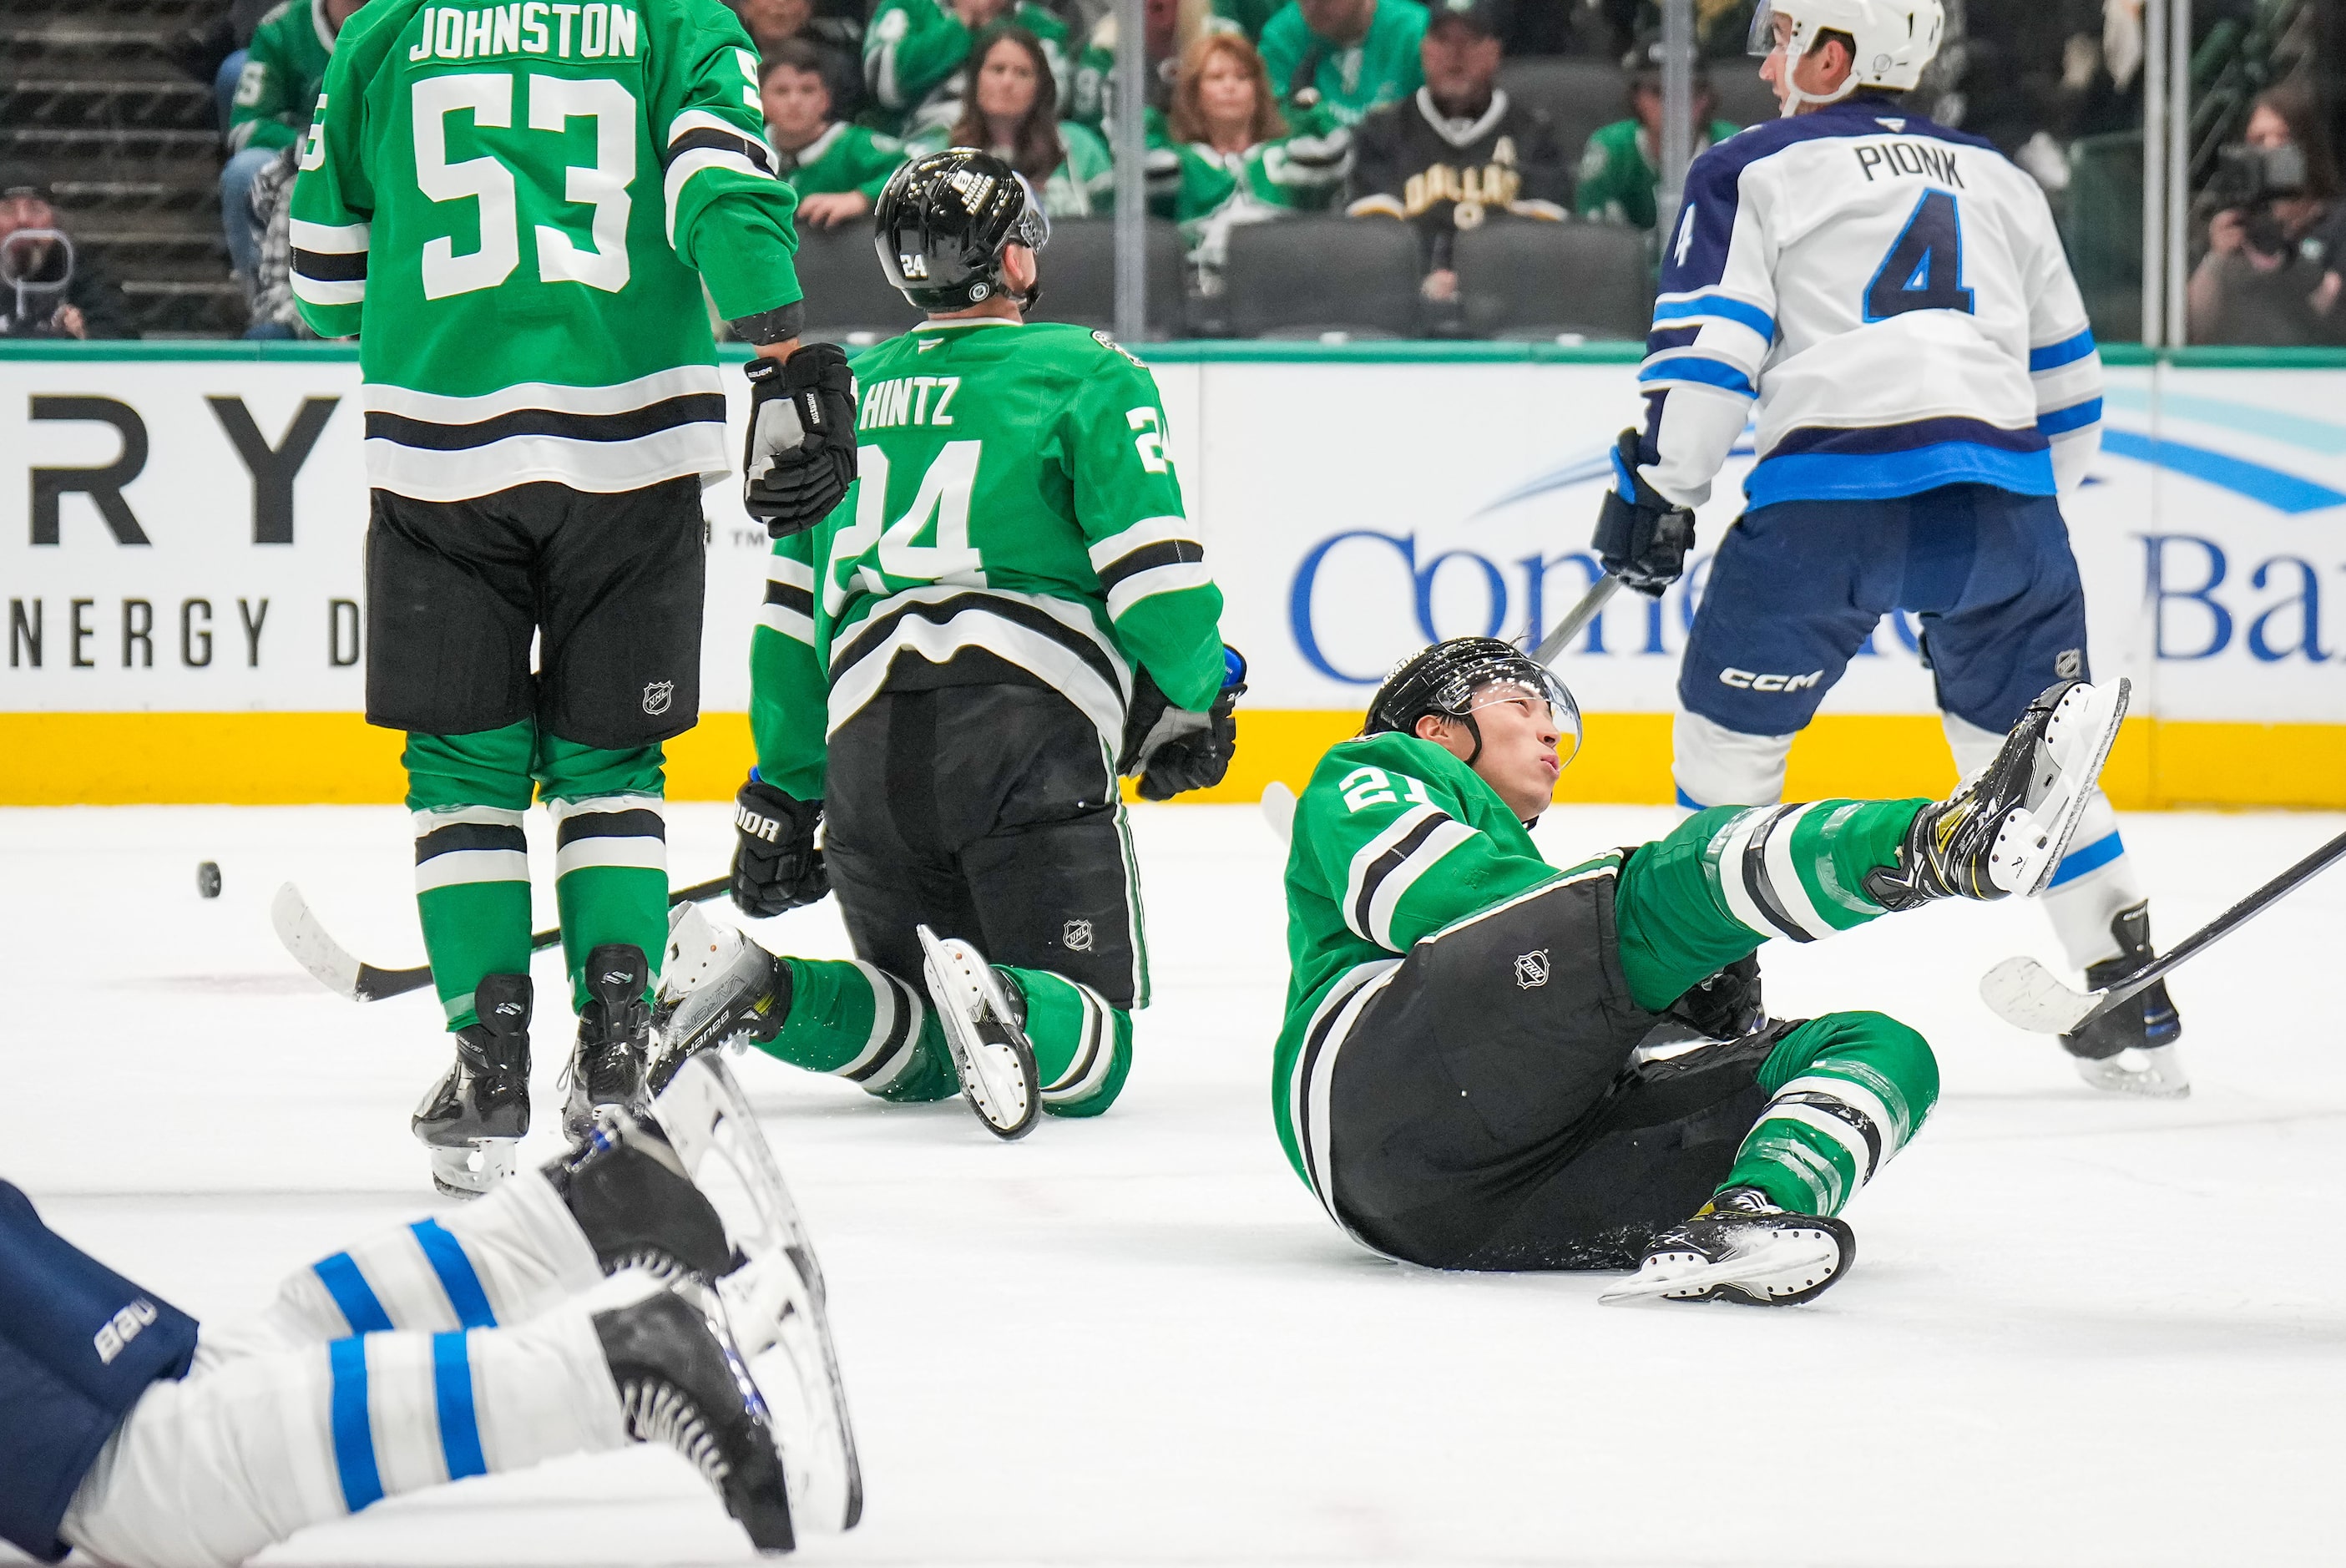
[407,724,538,1032]
[750,957,955,1101]
[999,966,1133,1118]
[1720,1010,1941,1216]
[1615,798,1930,1012]
[536,736,668,1014]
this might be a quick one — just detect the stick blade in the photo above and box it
[272,883,364,1000]
[1260,781,1297,846]
[1979,954,2099,1034]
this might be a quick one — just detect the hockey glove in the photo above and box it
[731,777,829,918]
[742,343,858,539]
[1119,648,1246,802]
[1667,953,1766,1040]
[1592,427,1696,597]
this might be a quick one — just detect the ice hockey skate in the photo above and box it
[2060,901,2190,1099]
[916,924,1040,1139]
[544,1106,736,1285]
[1600,1188,1856,1307]
[650,903,789,1095]
[564,943,653,1141]
[592,1277,799,1552]
[412,971,532,1198]
[1863,678,2130,910]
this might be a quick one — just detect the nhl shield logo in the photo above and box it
[1063,918,1095,953]
[2055,648,2083,679]
[1514,949,1550,989]
[641,680,674,716]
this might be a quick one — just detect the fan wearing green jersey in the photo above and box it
[761,40,908,229]
[1256,0,1426,128]
[1277,638,2130,1305]
[291,0,858,1196]
[655,149,1241,1141]
[860,0,1071,138]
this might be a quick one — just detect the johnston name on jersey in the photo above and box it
[291,0,804,501]
[1636,96,2104,510]
[751,320,1227,799]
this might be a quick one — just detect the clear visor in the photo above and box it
[1746,0,1787,56]
[1455,674,1584,768]
[1011,173,1051,251]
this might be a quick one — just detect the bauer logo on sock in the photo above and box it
[1063,918,1094,953]
[1514,949,1550,989]
[642,680,675,716]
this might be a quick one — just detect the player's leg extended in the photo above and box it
[1926,487,2186,1095]
[1672,499,1893,810]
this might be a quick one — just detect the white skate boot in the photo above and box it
[1600,1188,1855,1307]
[916,924,1040,1139]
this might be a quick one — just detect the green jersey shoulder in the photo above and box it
[748,320,1226,800]
[228,0,337,154]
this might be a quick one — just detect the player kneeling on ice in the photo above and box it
[663,148,1241,1139]
[1275,637,2127,1305]
[0,1060,859,1565]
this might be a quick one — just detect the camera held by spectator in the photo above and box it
[2187,86,2342,346]
[0,175,133,340]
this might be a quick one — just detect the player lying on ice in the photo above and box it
[0,1060,857,1567]
[651,148,1242,1141]
[1275,636,2127,1306]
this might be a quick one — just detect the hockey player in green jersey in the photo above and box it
[291,0,861,1194]
[655,148,1241,1139]
[1277,637,2130,1304]
[860,0,1071,138]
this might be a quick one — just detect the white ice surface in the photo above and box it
[3,802,2343,1567]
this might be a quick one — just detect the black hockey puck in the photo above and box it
[196,861,221,899]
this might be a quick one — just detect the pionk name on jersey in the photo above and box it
[1850,135,1965,187]
[406,1,645,63]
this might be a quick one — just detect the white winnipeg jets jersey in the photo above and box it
[1632,95,2103,512]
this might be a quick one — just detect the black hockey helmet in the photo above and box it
[1364,636,1583,767]
[873,147,1050,311]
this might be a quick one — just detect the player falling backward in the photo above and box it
[1278,637,2126,1304]
[291,0,865,1194]
[1594,0,2187,1096]
[0,1063,860,1568]
[655,148,1242,1137]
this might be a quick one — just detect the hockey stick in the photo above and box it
[1529,574,1623,666]
[1980,825,2346,1035]
[272,875,732,1004]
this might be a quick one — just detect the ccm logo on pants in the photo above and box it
[1719,667,1824,693]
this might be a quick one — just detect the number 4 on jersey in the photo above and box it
[1865,188,1974,321]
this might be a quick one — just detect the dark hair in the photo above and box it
[2254,83,2341,200]
[758,38,829,84]
[950,26,1064,188]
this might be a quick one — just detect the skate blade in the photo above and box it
[1598,1237,1838,1305]
[723,1257,861,1534]
[427,1141,517,1199]
[2008,679,2130,897]
[916,925,1040,1141]
[2074,1044,2192,1099]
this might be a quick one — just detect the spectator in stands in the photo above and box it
[0,175,133,340]
[906,28,1116,216]
[1214,0,1285,40]
[862,0,1071,138]
[241,148,314,340]
[1070,0,1226,130]
[736,0,865,120]
[1258,0,1428,128]
[1575,41,1741,232]
[1347,0,1567,306]
[1165,32,1352,286]
[762,43,908,229]
[2187,85,2343,346]
[223,0,368,290]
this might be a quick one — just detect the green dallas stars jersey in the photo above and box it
[290,0,802,502]
[772,121,905,200]
[1256,0,1426,129]
[859,0,1071,138]
[228,0,339,154]
[1273,731,1612,1183]
[751,319,1226,800]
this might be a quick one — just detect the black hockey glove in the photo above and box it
[742,343,858,539]
[1119,648,1246,802]
[731,777,829,918]
[1667,953,1767,1040]
[1591,427,1696,597]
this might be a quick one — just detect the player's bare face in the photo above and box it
[976,42,1040,124]
[761,68,832,147]
[1418,684,1564,821]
